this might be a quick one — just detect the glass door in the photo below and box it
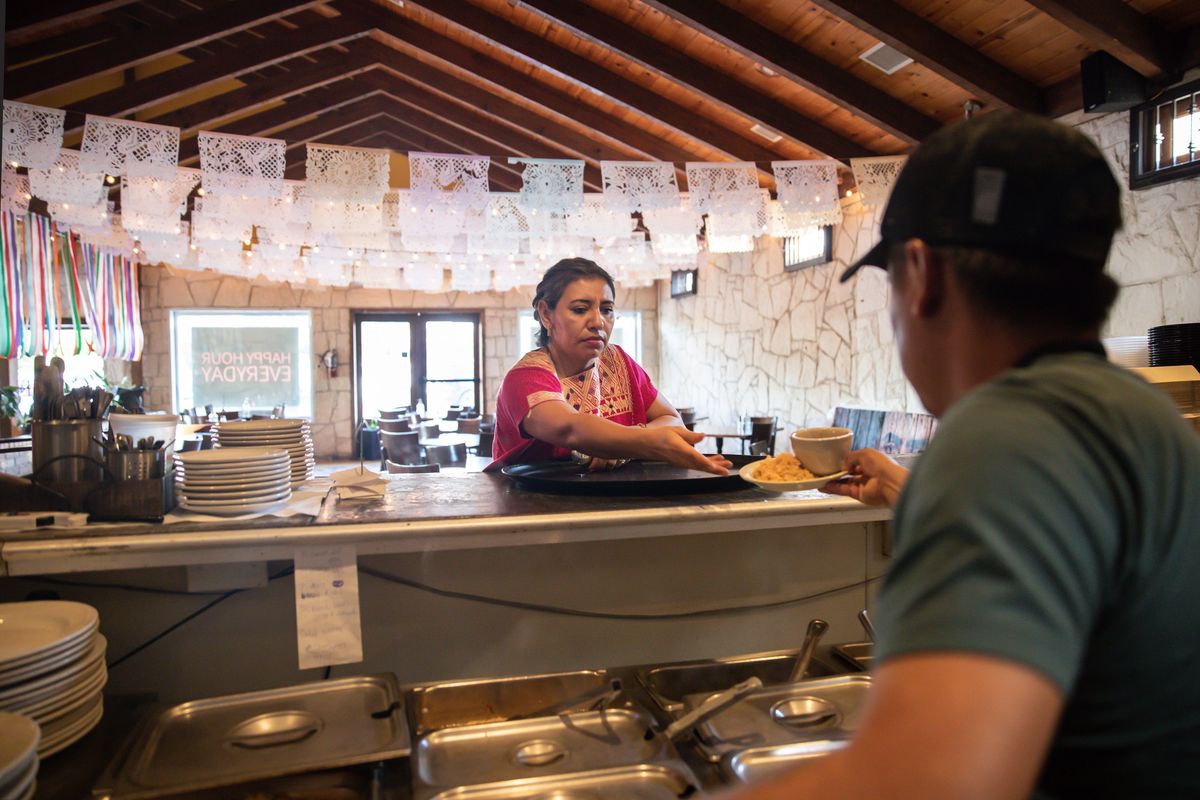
[353,312,482,442]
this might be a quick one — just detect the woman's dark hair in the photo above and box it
[532,258,616,348]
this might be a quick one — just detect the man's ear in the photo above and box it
[903,239,945,318]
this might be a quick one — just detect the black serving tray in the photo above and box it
[501,455,758,496]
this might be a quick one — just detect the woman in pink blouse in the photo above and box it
[488,258,730,475]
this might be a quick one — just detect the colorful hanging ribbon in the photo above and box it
[0,211,21,359]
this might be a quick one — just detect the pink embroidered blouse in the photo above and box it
[487,344,659,469]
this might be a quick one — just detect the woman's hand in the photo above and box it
[643,428,729,475]
[820,448,909,508]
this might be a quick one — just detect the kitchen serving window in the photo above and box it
[1130,76,1200,189]
[170,309,314,418]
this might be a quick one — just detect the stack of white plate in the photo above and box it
[0,601,106,761]
[0,712,38,800]
[176,448,293,515]
[214,419,315,486]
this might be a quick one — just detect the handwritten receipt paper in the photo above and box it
[294,545,364,669]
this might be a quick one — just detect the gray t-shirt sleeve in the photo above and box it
[875,395,1121,693]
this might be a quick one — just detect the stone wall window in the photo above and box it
[518,311,642,363]
[1130,76,1200,189]
[783,226,833,272]
[171,309,314,419]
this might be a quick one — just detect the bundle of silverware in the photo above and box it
[95,432,171,452]
[30,356,114,422]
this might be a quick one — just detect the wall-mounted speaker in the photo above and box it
[1081,50,1146,113]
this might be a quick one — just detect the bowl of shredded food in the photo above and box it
[739,453,847,492]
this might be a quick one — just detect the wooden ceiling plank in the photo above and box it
[7,0,327,99]
[516,0,884,156]
[349,10,703,172]
[142,45,380,135]
[176,83,383,164]
[1023,0,1176,76]
[61,16,373,132]
[357,47,634,169]
[371,93,602,190]
[404,0,788,165]
[638,0,940,144]
[5,0,144,46]
[799,0,1043,113]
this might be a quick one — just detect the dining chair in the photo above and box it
[473,430,494,458]
[378,418,412,433]
[749,417,778,456]
[419,422,440,440]
[456,417,482,434]
[380,430,422,466]
[385,461,441,474]
[425,441,467,466]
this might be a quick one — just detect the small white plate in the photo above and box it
[178,479,290,495]
[177,461,290,478]
[178,484,292,501]
[216,419,306,432]
[0,753,37,800]
[179,486,291,505]
[177,472,289,489]
[177,448,290,466]
[0,632,95,689]
[0,712,39,789]
[0,602,98,666]
[179,497,289,516]
[739,460,848,492]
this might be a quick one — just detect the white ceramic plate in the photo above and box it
[19,663,106,724]
[739,460,848,492]
[179,488,292,506]
[0,602,98,666]
[215,434,309,443]
[179,497,289,516]
[0,713,38,789]
[38,696,102,758]
[177,462,290,478]
[217,418,307,428]
[177,448,290,466]
[177,472,290,489]
[0,636,106,706]
[0,753,37,800]
[0,632,96,690]
[177,479,291,496]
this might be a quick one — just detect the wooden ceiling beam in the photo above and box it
[60,15,374,131]
[360,70,603,189]
[350,7,702,173]
[4,0,143,46]
[268,98,392,154]
[283,119,523,192]
[800,0,1043,113]
[1023,0,1176,77]
[515,0,877,158]
[638,0,939,145]
[8,0,327,99]
[356,44,641,171]
[141,45,380,135]
[177,82,383,165]
[403,0,787,167]
[370,96,598,190]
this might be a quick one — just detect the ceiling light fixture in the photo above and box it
[859,42,914,75]
[756,64,779,77]
[750,123,784,143]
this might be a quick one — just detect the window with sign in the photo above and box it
[170,310,314,418]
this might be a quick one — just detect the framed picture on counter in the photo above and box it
[670,269,698,298]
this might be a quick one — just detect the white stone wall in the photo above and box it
[658,198,919,441]
[658,109,1200,440]
[137,264,657,458]
[1064,107,1200,335]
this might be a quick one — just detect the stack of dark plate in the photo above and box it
[1148,323,1200,369]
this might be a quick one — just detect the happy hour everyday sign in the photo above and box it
[190,326,301,410]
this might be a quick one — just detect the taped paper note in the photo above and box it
[294,545,364,670]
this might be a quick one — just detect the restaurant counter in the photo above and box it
[0,471,891,703]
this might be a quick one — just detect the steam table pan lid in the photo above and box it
[96,674,410,799]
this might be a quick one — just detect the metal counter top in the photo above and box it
[1,472,888,576]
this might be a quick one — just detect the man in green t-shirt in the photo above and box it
[735,112,1200,799]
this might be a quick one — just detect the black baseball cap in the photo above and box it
[841,110,1122,282]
